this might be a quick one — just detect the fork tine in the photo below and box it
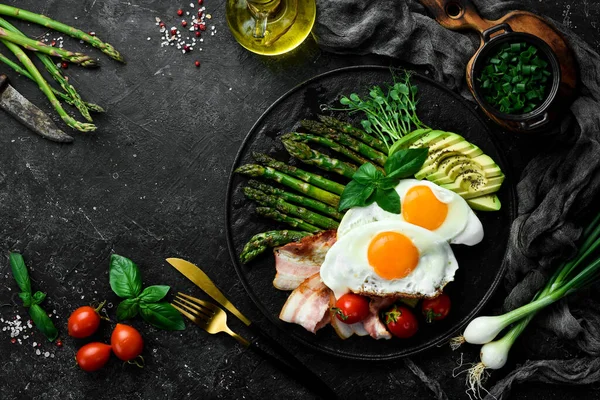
[172,299,210,324]
[171,302,204,326]
[177,292,220,313]
[174,296,214,318]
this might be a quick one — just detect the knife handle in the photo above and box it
[248,338,338,399]
[0,74,8,94]
[248,323,338,399]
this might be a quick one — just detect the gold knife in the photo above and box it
[166,258,251,325]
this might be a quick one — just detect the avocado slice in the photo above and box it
[467,194,502,211]
[441,174,505,199]
[389,129,439,154]
[417,141,484,179]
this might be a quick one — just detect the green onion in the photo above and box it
[452,212,600,395]
[478,42,551,114]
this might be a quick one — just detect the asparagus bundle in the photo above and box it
[255,207,321,233]
[0,18,96,121]
[235,164,341,207]
[281,132,374,168]
[301,119,387,167]
[243,187,339,230]
[252,152,345,195]
[282,139,358,179]
[236,117,399,261]
[0,5,124,62]
[240,230,310,264]
[247,180,344,220]
[0,27,97,67]
[317,115,387,153]
[0,50,103,112]
[0,5,124,135]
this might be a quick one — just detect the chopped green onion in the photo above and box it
[478,41,552,114]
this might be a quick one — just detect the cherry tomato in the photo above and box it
[111,323,144,361]
[384,304,418,338]
[68,306,101,338]
[76,342,112,372]
[332,293,370,324]
[421,293,451,323]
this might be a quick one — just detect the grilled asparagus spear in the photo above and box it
[316,115,387,153]
[239,230,310,264]
[282,139,358,179]
[255,207,321,233]
[252,152,345,195]
[247,180,344,221]
[244,187,339,230]
[236,164,340,207]
[281,132,374,168]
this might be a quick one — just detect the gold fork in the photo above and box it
[171,292,338,399]
[172,293,250,346]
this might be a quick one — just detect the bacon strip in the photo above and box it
[273,230,337,291]
[279,273,331,333]
[363,297,396,340]
[329,292,369,339]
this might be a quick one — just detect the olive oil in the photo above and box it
[226,0,316,56]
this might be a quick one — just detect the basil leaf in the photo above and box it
[374,188,401,214]
[117,298,140,321]
[338,180,374,211]
[109,254,143,298]
[378,176,400,190]
[19,292,32,308]
[385,148,429,179]
[9,253,31,294]
[138,285,170,303]
[140,302,185,331]
[353,163,381,185]
[29,304,58,342]
[32,291,46,305]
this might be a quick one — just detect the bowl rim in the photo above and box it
[470,30,561,123]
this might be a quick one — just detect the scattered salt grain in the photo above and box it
[35,349,41,356]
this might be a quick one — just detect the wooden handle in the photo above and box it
[0,74,8,94]
[419,0,493,32]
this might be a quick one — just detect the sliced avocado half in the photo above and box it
[467,194,502,211]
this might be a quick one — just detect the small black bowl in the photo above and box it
[471,23,561,132]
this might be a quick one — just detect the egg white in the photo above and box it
[337,179,483,246]
[320,220,459,299]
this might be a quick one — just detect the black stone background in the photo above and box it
[1,1,598,399]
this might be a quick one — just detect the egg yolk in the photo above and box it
[402,185,448,231]
[367,231,420,280]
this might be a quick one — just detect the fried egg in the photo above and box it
[337,179,483,245]
[320,220,459,299]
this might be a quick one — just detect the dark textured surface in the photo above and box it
[0,1,599,399]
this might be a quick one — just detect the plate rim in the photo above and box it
[225,65,516,361]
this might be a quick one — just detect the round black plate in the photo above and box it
[225,65,516,361]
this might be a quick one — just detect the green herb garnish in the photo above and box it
[332,72,428,153]
[9,253,58,341]
[478,42,551,114]
[109,254,185,331]
[339,148,429,213]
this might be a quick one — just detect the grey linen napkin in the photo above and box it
[314,0,600,398]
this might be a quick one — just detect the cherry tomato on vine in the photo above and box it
[331,293,370,324]
[421,293,451,323]
[111,323,144,361]
[76,342,112,372]
[68,305,101,338]
[384,304,418,338]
